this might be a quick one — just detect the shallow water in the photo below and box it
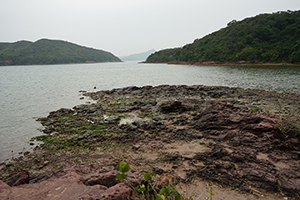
[0,62,299,162]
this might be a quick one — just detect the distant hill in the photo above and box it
[146,10,300,64]
[0,39,121,66]
[120,49,156,61]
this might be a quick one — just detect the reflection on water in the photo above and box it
[216,65,300,93]
[0,62,300,162]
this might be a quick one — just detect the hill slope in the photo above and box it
[120,49,156,61]
[0,39,121,66]
[146,10,300,64]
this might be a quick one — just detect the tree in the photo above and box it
[227,20,237,27]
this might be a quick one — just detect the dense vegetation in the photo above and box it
[0,39,121,66]
[146,10,300,64]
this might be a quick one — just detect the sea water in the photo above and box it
[1,62,300,162]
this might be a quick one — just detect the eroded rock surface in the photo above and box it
[1,85,300,199]
[1,165,134,200]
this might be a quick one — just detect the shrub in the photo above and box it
[116,161,181,200]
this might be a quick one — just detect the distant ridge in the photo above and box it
[120,49,156,61]
[0,39,121,66]
[146,10,300,64]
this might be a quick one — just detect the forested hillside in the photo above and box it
[0,39,121,66]
[146,10,300,64]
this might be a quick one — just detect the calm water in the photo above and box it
[1,62,300,162]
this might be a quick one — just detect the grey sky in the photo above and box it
[0,0,299,57]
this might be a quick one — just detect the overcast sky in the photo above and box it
[0,0,299,57]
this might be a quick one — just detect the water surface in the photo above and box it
[0,62,300,162]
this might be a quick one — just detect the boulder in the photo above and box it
[9,170,29,186]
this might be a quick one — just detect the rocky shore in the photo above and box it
[1,85,300,199]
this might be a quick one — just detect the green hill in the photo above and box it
[0,39,121,66]
[146,10,300,64]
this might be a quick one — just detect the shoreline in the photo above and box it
[0,60,122,67]
[1,85,300,199]
[142,61,300,66]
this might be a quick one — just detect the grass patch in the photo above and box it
[249,108,259,113]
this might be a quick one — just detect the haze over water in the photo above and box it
[0,62,300,162]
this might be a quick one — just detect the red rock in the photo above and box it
[160,101,183,112]
[95,183,132,200]
[83,171,118,187]
[11,170,29,186]
[0,181,12,199]
[192,102,278,133]
[0,166,134,200]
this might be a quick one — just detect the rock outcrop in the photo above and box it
[1,165,134,200]
[1,85,300,199]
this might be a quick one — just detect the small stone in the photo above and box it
[105,116,120,124]
[142,139,150,143]
[132,145,140,150]
[152,167,164,175]
[78,131,93,140]
[6,163,13,167]
[43,161,49,165]
[50,132,59,136]
[156,143,164,149]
